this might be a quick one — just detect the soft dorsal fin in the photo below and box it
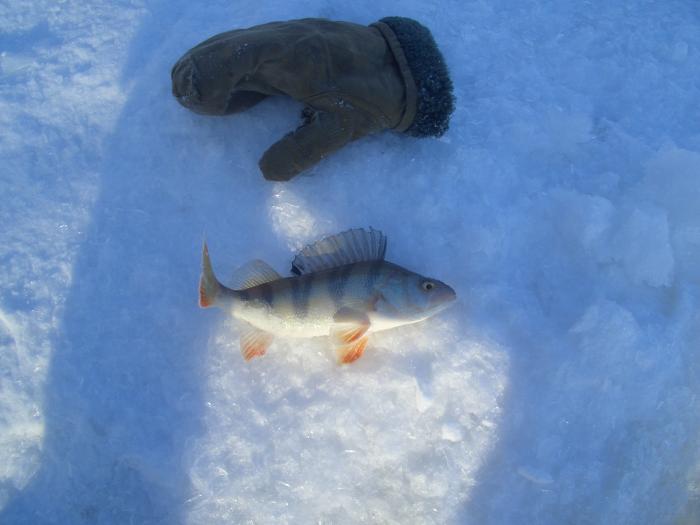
[291,228,387,275]
[230,259,281,290]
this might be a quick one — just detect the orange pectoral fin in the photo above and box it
[330,307,370,345]
[336,336,369,365]
[240,328,274,362]
[330,309,371,364]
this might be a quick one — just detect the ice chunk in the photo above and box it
[641,147,700,281]
[547,189,614,250]
[606,207,675,287]
[570,300,640,357]
[643,147,700,228]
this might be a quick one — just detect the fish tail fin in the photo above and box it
[199,241,223,308]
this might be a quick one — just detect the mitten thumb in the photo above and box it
[259,109,373,181]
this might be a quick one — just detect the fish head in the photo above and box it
[376,268,457,324]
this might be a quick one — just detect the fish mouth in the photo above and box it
[436,285,457,306]
[429,289,457,315]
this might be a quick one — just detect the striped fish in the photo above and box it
[199,228,456,364]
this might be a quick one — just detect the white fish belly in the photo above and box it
[233,301,335,338]
[368,313,425,333]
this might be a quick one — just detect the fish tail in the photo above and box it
[199,241,223,308]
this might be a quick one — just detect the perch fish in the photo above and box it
[199,228,456,364]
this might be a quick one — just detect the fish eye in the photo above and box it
[421,281,435,291]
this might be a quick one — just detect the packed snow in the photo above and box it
[1,0,699,523]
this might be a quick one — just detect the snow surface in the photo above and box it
[1,0,700,523]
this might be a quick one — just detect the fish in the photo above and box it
[199,228,456,364]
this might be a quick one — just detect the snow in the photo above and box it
[1,0,699,523]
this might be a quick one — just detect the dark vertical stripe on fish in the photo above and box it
[257,283,274,307]
[330,264,354,308]
[291,275,313,319]
[365,260,385,292]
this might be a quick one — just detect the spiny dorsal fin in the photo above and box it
[230,259,281,290]
[291,228,387,275]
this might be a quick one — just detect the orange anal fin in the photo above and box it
[336,336,368,365]
[240,328,274,362]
